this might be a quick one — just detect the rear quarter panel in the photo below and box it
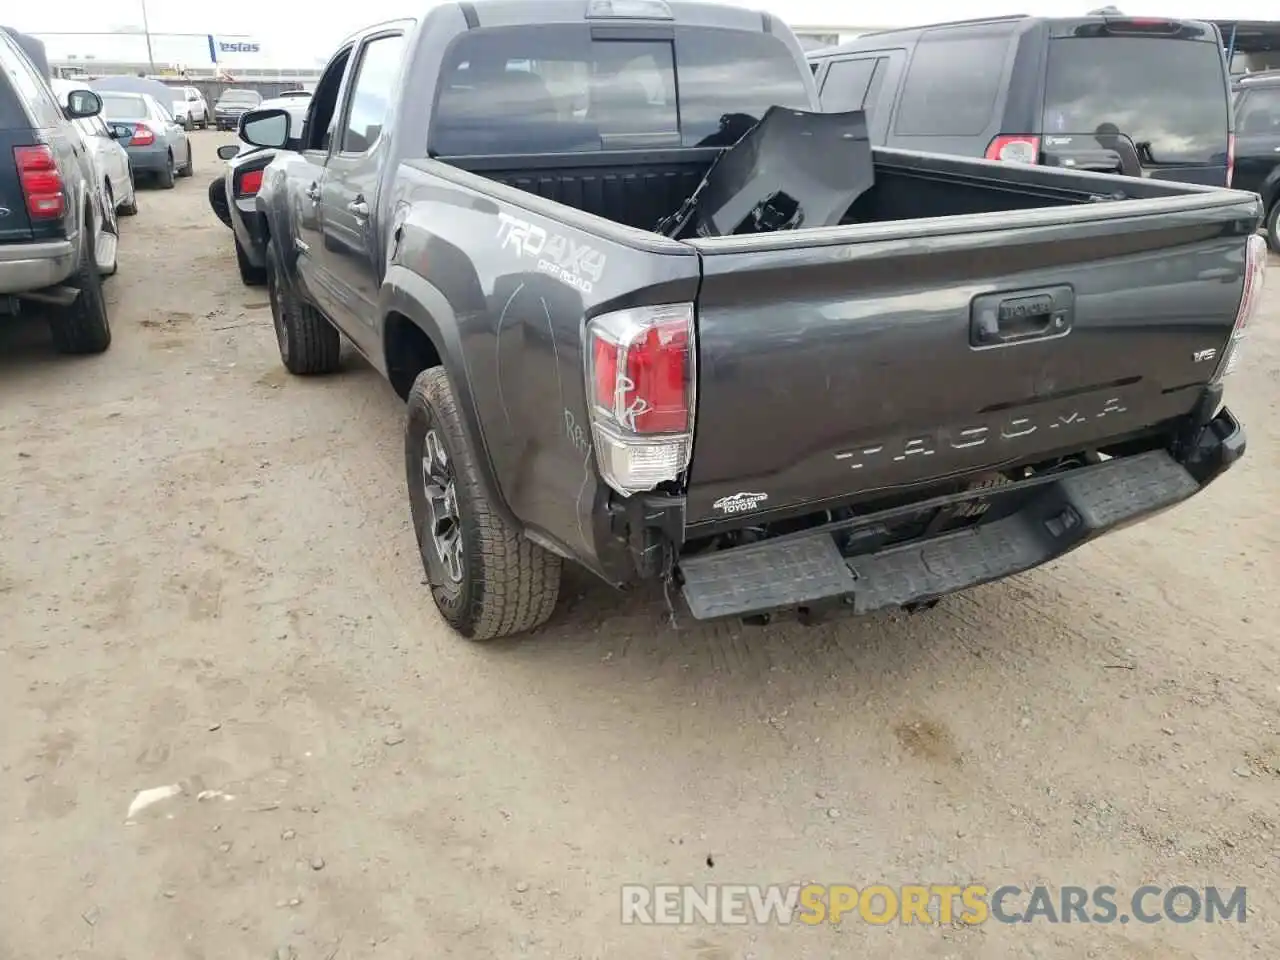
[387,162,701,575]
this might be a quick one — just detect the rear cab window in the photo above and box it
[1043,31,1229,164]
[430,24,810,155]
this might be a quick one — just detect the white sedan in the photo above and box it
[51,77,138,220]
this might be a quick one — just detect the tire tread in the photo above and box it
[411,368,561,640]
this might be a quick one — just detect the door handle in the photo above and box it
[305,182,320,202]
[970,285,1074,348]
[347,199,369,219]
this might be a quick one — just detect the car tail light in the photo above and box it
[237,169,264,196]
[13,145,65,219]
[1212,234,1267,383]
[585,303,695,495]
[985,135,1040,164]
[1226,134,1236,187]
[131,123,155,146]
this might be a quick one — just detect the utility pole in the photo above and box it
[139,0,156,75]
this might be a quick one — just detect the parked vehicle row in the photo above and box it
[808,15,1235,186]
[208,91,311,285]
[49,77,138,220]
[1,27,117,353]
[214,88,263,131]
[224,0,1263,642]
[1232,69,1280,250]
[97,91,194,188]
[168,85,210,130]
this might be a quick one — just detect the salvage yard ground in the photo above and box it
[1,134,1278,960]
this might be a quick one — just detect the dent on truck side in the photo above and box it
[384,168,702,580]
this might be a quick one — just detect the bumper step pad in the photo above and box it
[680,450,1200,621]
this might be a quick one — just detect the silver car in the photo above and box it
[98,91,193,189]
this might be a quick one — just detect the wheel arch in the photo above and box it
[380,264,519,530]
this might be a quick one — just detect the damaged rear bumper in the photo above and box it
[678,408,1244,622]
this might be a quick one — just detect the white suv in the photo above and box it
[168,85,209,129]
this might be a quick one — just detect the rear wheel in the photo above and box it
[178,143,194,177]
[1266,203,1280,255]
[406,367,562,641]
[49,219,111,355]
[265,241,340,375]
[156,152,175,189]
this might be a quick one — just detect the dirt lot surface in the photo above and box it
[1,133,1278,960]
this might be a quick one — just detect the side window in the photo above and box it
[862,60,888,120]
[340,34,407,154]
[894,27,1011,137]
[0,32,63,127]
[1239,88,1280,136]
[304,46,353,153]
[819,58,878,112]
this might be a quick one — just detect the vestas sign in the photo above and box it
[207,35,264,63]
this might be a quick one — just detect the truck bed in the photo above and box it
[434,147,1257,523]
[444,145,1194,233]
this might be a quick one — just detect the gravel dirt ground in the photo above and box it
[1,132,1278,960]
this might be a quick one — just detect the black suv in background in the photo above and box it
[0,26,114,353]
[809,15,1234,187]
[1232,70,1280,250]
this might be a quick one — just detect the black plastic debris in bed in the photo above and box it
[657,107,875,240]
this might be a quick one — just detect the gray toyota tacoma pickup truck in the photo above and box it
[241,0,1265,640]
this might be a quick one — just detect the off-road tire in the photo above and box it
[236,236,266,286]
[1266,202,1280,255]
[406,367,562,641]
[265,241,340,374]
[49,224,111,355]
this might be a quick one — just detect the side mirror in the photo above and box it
[239,108,290,150]
[216,144,241,161]
[64,88,102,120]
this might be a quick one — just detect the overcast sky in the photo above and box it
[8,0,1276,66]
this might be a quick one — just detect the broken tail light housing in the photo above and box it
[13,145,65,219]
[131,123,156,146]
[237,168,264,197]
[1212,233,1267,383]
[985,135,1040,164]
[585,303,695,495]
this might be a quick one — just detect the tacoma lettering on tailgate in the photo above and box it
[835,396,1128,470]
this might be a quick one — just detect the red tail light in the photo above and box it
[131,123,156,146]
[985,135,1040,164]
[585,303,696,494]
[1227,134,1236,187]
[1212,234,1267,382]
[13,145,65,219]
[237,169,264,196]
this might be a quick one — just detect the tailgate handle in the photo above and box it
[971,286,1073,348]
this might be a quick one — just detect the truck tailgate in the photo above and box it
[684,192,1257,526]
